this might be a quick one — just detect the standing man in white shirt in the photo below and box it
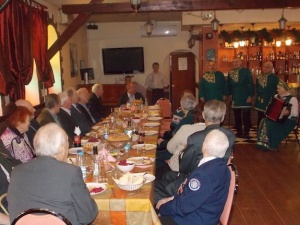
[145,62,168,104]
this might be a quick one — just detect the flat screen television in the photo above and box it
[80,68,95,80]
[102,47,144,75]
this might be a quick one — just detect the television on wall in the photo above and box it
[102,47,144,75]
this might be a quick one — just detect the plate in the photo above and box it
[86,183,107,195]
[143,122,160,127]
[147,117,163,121]
[92,125,100,130]
[144,131,158,136]
[131,144,156,151]
[69,147,83,155]
[126,157,155,166]
[132,173,156,184]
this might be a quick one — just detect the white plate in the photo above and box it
[69,147,83,155]
[132,173,156,184]
[143,122,160,127]
[148,105,160,109]
[147,117,163,121]
[126,157,155,166]
[131,144,156,151]
[86,183,107,195]
[144,131,158,136]
[92,125,100,130]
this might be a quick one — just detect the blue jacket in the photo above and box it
[159,158,230,225]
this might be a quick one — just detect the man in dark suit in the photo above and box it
[36,94,62,127]
[15,99,40,147]
[66,87,92,135]
[8,123,98,225]
[57,91,79,147]
[88,83,105,122]
[119,82,145,106]
[156,130,231,225]
[155,100,235,203]
[77,88,96,125]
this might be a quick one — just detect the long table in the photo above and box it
[88,122,162,225]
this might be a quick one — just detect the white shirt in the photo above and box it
[145,72,167,89]
[167,123,206,171]
[198,156,217,167]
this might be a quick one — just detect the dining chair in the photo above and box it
[0,193,8,215]
[219,163,239,225]
[11,208,72,225]
[285,115,300,147]
[155,98,172,119]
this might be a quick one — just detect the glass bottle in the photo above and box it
[92,146,100,182]
[73,135,81,147]
[77,150,86,181]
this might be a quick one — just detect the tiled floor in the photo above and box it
[225,126,299,145]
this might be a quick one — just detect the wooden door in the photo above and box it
[170,52,196,112]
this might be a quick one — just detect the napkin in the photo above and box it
[74,126,81,136]
[98,146,116,162]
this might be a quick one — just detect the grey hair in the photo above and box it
[92,83,103,93]
[203,100,226,123]
[66,87,76,98]
[45,94,60,109]
[58,91,69,106]
[203,129,229,158]
[34,123,68,157]
[180,93,197,111]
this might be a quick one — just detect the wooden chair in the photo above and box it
[0,193,8,215]
[11,208,72,225]
[156,98,172,136]
[285,115,300,147]
[219,163,239,225]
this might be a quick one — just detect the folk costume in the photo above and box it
[198,71,228,102]
[228,67,254,137]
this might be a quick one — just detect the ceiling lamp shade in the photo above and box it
[130,0,141,12]
[144,21,153,36]
[211,12,220,32]
[278,9,287,30]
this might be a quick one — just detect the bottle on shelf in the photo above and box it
[77,150,86,181]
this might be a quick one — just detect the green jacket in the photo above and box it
[228,67,254,108]
[198,71,228,102]
[254,73,279,112]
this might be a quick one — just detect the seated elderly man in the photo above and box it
[7,123,98,225]
[156,129,231,225]
[77,88,97,125]
[88,83,105,122]
[119,82,145,106]
[36,93,61,126]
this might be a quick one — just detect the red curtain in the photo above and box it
[0,0,52,99]
[32,6,54,88]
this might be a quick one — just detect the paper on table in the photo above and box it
[98,146,116,162]
[74,126,81,136]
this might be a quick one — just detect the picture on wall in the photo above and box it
[69,43,78,77]
[206,49,216,61]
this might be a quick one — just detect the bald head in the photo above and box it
[77,88,89,104]
[15,99,35,119]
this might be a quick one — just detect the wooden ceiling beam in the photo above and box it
[48,11,92,60]
[62,0,300,14]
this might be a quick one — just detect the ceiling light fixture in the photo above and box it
[211,11,220,32]
[144,14,153,37]
[130,0,141,13]
[278,8,287,30]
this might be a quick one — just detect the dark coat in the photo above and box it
[88,93,105,122]
[76,103,95,125]
[57,108,78,147]
[70,105,92,135]
[119,92,145,106]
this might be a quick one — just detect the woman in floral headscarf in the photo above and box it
[257,80,299,151]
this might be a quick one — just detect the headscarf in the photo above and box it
[277,79,289,91]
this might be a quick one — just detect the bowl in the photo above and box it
[116,160,135,173]
[107,134,130,150]
[115,182,144,191]
[132,117,141,124]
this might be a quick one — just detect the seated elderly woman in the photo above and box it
[0,106,35,163]
[157,93,197,150]
[7,123,98,225]
[257,80,299,151]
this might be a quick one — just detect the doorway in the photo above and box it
[170,51,197,112]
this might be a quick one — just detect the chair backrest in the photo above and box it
[11,208,72,225]
[156,98,172,118]
[0,193,8,215]
[219,163,239,225]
